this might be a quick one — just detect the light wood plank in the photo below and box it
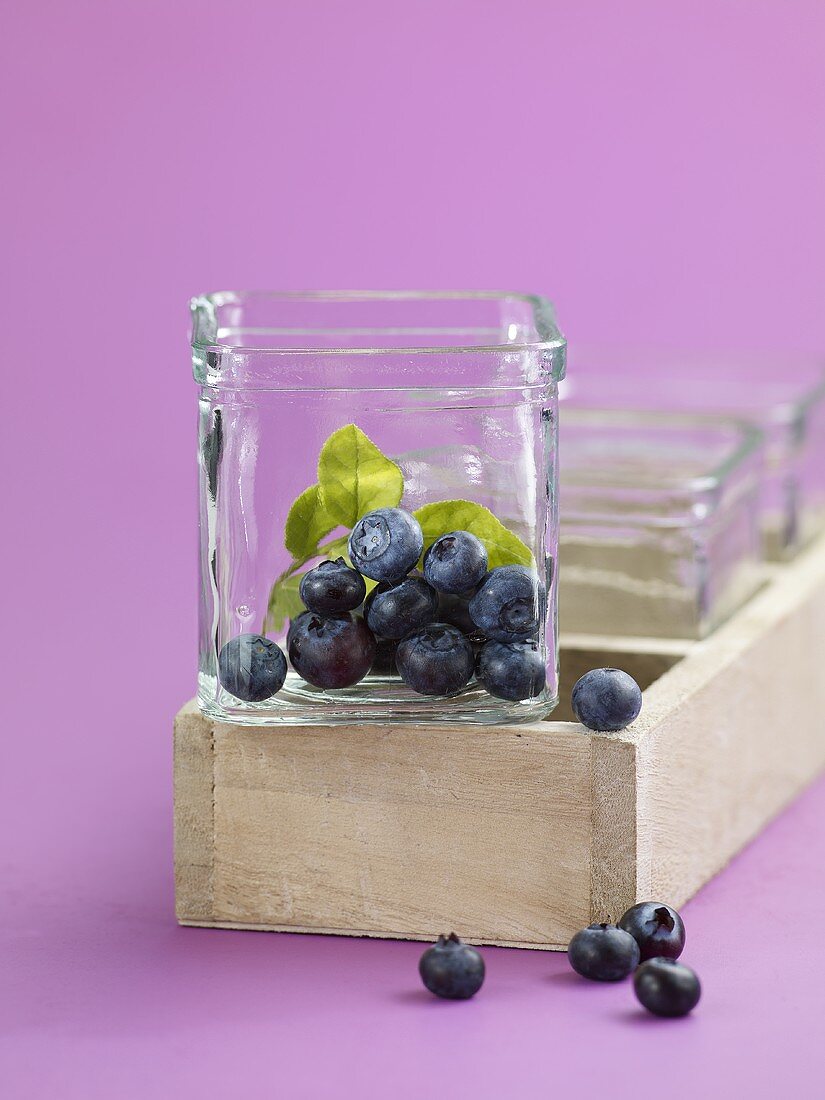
[173,700,214,922]
[208,721,592,946]
[627,536,825,907]
[589,733,637,923]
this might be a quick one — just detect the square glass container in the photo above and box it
[191,291,566,725]
[562,349,825,560]
[559,409,765,640]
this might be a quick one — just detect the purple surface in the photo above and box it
[2,1,824,1096]
[3,769,824,1098]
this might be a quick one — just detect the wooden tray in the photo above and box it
[174,535,825,949]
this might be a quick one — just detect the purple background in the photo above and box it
[2,2,824,1096]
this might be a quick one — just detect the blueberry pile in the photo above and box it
[568,901,701,1017]
[418,906,699,1017]
[218,506,547,703]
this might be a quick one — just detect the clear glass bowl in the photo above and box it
[559,409,765,640]
[562,348,825,560]
[191,291,566,725]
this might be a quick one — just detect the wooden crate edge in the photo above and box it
[174,702,215,923]
[177,919,568,952]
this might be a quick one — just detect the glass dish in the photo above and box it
[191,290,566,725]
[562,348,825,560]
[559,409,765,640]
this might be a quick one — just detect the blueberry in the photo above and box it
[370,638,399,675]
[468,566,539,643]
[567,923,641,982]
[423,530,488,594]
[396,623,475,696]
[419,933,485,1000]
[619,902,685,962]
[634,958,701,1017]
[348,507,424,582]
[571,668,642,731]
[436,591,477,635]
[299,557,366,614]
[364,576,438,640]
[288,613,375,689]
[218,633,287,702]
[286,610,311,651]
[477,640,546,701]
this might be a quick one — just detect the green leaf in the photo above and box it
[413,499,534,569]
[317,424,403,527]
[318,533,351,560]
[264,572,306,634]
[284,484,338,560]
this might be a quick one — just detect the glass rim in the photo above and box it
[190,289,567,365]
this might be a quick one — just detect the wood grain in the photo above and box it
[210,720,591,945]
[173,701,214,922]
[627,539,825,907]
[174,714,592,947]
[589,733,637,923]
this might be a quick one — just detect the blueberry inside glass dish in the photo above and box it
[192,291,566,725]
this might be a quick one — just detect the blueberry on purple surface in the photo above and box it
[477,640,546,702]
[364,576,439,640]
[419,933,485,1000]
[288,613,375,689]
[468,565,539,643]
[299,557,366,614]
[423,530,488,594]
[634,958,701,1017]
[218,633,287,702]
[348,507,424,583]
[571,667,642,731]
[567,923,641,982]
[619,902,685,962]
[396,623,475,696]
